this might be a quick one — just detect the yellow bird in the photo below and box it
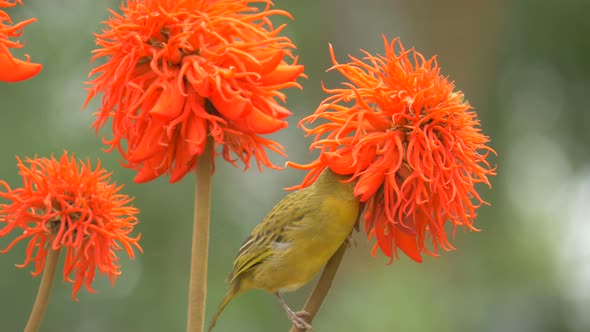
[208,168,360,331]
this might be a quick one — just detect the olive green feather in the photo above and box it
[229,189,309,283]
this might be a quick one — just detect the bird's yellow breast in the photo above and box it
[248,193,359,293]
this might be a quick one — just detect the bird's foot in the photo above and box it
[287,310,314,331]
[275,293,314,331]
[295,310,311,318]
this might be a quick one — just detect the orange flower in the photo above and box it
[85,0,304,183]
[289,37,496,263]
[0,0,42,82]
[0,152,142,300]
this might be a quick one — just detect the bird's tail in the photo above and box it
[208,282,242,332]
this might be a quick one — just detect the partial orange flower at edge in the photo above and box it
[288,36,496,263]
[85,0,305,183]
[0,0,42,82]
[0,152,142,300]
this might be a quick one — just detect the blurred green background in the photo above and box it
[2,0,589,331]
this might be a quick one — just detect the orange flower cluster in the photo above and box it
[0,153,141,299]
[0,0,41,82]
[289,37,495,262]
[85,0,304,183]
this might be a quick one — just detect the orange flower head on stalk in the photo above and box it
[0,152,142,300]
[288,37,496,263]
[0,0,42,82]
[85,0,305,183]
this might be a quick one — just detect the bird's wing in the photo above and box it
[229,190,309,283]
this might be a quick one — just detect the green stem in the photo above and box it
[24,246,61,332]
[289,243,347,332]
[187,137,213,332]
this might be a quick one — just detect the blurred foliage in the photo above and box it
[1,0,589,331]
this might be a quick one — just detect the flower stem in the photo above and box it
[24,247,61,332]
[187,136,213,332]
[289,242,347,332]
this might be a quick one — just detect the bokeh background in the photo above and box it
[2,0,589,331]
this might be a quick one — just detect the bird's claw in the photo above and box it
[288,310,314,331]
[295,310,311,319]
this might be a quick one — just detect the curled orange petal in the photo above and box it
[374,222,393,259]
[209,91,252,120]
[354,161,386,201]
[259,64,305,86]
[271,103,292,119]
[394,229,422,263]
[243,49,285,75]
[134,159,162,183]
[149,81,186,121]
[185,111,207,157]
[321,148,355,174]
[0,54,42,82]
[365,112,393,131]
[127,120,164,162]
[170,135,197,183]
[244,108,288,134]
